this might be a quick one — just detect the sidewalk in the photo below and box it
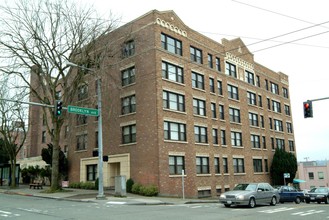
[0,185,219,205]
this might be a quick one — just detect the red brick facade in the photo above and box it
[24,10,296,198]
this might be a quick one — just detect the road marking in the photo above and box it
[0,210,20,218]
[259,207,294,214]
[291,210,325,216]
[106,201,127,205]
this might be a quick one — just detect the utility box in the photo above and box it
[115,175,126,197]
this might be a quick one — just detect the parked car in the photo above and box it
[277,186,304,204]
[304,187,329,204]
[219,183,279,208]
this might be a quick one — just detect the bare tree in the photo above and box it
[0,75,28,188]
[0,0,119,191]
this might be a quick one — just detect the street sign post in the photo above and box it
[68,105,99,116]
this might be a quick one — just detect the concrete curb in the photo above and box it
[1,188,219,205]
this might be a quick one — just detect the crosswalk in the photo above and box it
[258,207,326,217]
[0,210,20,218]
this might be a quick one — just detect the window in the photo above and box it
[271,137,275,149]
[193,98,206,116]
[272,100,281,113]
[162,61,184,83]
[256,75,260,87]
[276,138,285,149]
[95,79,101,96]
[169,156,185,175]
[209,78,215,93]
[283,87,289,98]
[86,164,97,181]
[264,159,269,172]
[164,121,186,141]
[284,105,291,116]
[161,33,182,55]
[274,119,284,132]
[55,91,61,100]
[198,189,211,198]
[247,92,257,105]
[42,131,46,143]
[260,115,264,128]
[212,128,218,145]
[288,140,295,151]
[163,91,185,112]
[262,136,266,149]
[245,71,255,85]
[229,107,241,123]
[267,98,271,110]
[219,105,225,120]
[76,134,87,150]
[221,130,226,145]
[192,72,204,90]
[122,95,136,115]
[208,54,213,68]
[196,157,209,174]
[76,115,87,126]
[225,62,237,78]
[122,124,136,144]
[269,117,273,129]
[231,131,242,147]
[251,134,260,148]
[308,172,314,180]
[214,157,220,174]
[77,84,88,101]
[122,40,135,57]
[190,46,203,64]
[271,82,279,95]
[249,112,259,127]
[121,66,136,86]
[286,122,293,133]
[223,158,228,173]
[253,159,263,172]
[258,95,263,107]
[217,80,223,95]
[233,158,245,173]
[95,131,99,148]
[215,57,221,71]
[211,103,216,118]
[194,126,208,143]
[318,172,324,180]
[228,84,239,100]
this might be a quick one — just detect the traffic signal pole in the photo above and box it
[0,98,65,109]
[303,96,329,118]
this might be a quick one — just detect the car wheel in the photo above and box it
[325,196,329,204]
[224,204,231,208]
[248,198,256,208]
[317,201,321,204]
[270,196,277,206]
[295,197,301,204]
[305,199,310,204]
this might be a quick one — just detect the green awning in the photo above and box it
[293,179,306,183]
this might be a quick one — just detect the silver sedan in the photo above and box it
[219,183,280,208]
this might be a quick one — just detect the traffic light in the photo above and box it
[303,101,313,118]
[55,100,63,116]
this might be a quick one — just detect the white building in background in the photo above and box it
[297,161,329,189]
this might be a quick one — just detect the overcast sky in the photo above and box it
[83,0,329,161]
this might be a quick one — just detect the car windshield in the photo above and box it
[311,188,328,193]
[233,184,257,191]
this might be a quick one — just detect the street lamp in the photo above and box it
[67,61,105,200]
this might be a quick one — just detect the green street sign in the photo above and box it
[68,105,99,116]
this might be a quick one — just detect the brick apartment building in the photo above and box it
[20,10,296,198]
